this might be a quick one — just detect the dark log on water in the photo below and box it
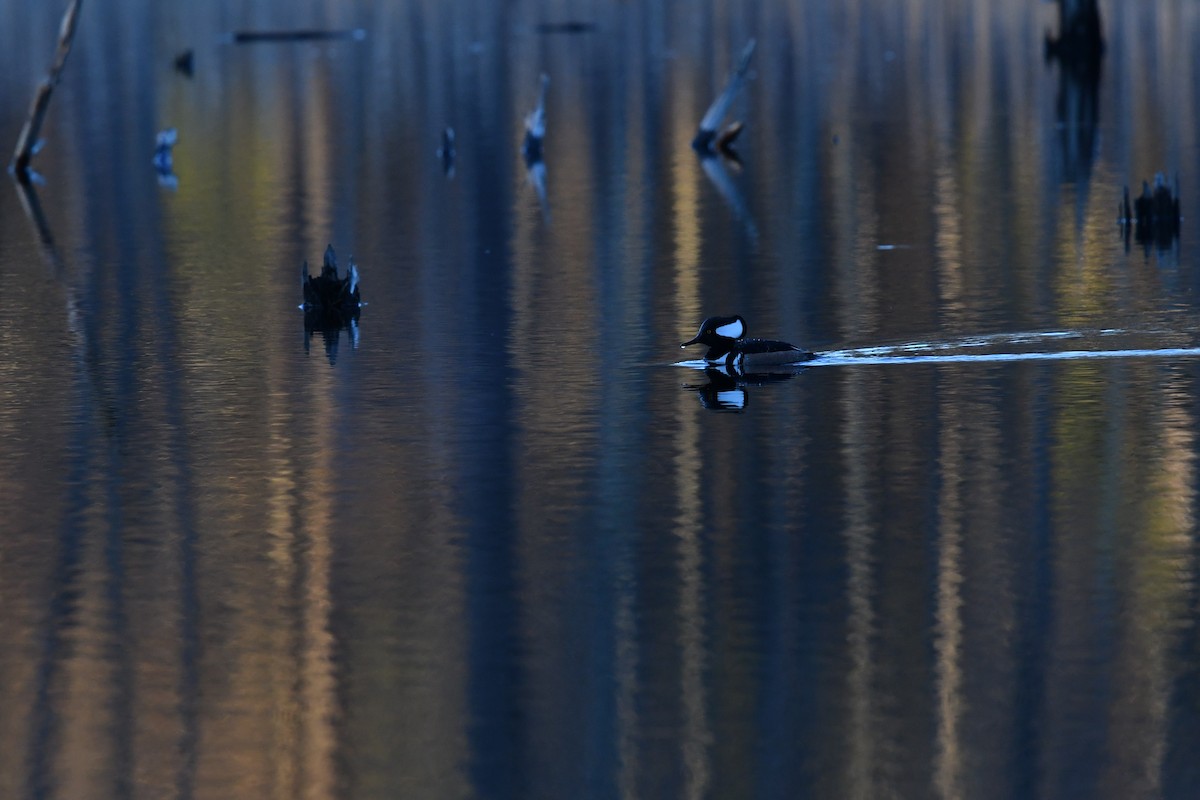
[229,29,366,44]
[692,39,756,153]
[9,0,84,179]
[438,127,456,178]
[535,22,596,34]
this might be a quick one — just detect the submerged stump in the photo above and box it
[1044,0,1104,73]
[302,244,362,361]
[1121,174,1181,251]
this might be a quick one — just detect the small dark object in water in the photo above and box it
[174,49,194,76]
[521,75,551,219]
[302,245,362,362]
[438,127,455,177]
[153,128,177,173]
[1044,0,1104,74]
[230,29,367,44]
[153,128,178,188]
[535,21,596,34]
[302,244,361,313]
[522,74,549,165]
[716,121,743,150]
[1121,173,1180,251]
[715,121,744,163]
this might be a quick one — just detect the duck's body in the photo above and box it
[681,315,815,370]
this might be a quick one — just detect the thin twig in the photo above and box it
[10,0,84,179]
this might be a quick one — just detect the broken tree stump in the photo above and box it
[693,39,756,154]
[1121,173,1181,251]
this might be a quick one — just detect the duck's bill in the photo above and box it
[681,336,701,348]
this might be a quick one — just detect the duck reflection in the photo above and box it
[682,365,804,412]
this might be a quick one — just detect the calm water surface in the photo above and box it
[3,1,1200,798]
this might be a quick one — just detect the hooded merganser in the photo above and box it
[681,315,815,370]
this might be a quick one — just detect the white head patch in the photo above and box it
[715,318,744,339]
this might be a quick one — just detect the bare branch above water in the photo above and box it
[693,39,756,152]
[9,0,84,180]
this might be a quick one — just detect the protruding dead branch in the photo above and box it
[10,0,84,180]
[692,39,756,152]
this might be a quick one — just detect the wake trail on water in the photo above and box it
[675,329,1200,370]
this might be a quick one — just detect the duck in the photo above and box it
[681,315,815,370]
[302,244,361,314]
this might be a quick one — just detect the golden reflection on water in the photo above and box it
[672,389,711,799]
[670,60,711,784]
[841,367,879,800]
[932,395,964,800]
[1101,370,1195,796]
[6,0,1200,797]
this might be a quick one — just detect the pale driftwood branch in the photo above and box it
[693,38,756,152]
[10,0,83,179]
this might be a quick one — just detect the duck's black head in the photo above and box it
[681,315,746,350]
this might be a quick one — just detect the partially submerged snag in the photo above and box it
[9,0,84,179]
[153,128,178,186]
[522,73,550,165]
[1044,0,1104,72]
[1121,173,1181,250]
[692,39,756,154]
[302,244,362,314]
[174,49,194,77]
[521,75,550,219]
[437,127,455,178]
[302,245,363,361]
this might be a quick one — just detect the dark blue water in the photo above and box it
[3,1,1200,798]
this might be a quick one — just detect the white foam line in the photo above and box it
[843,330,1104,358]
[808,347,1200,366]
